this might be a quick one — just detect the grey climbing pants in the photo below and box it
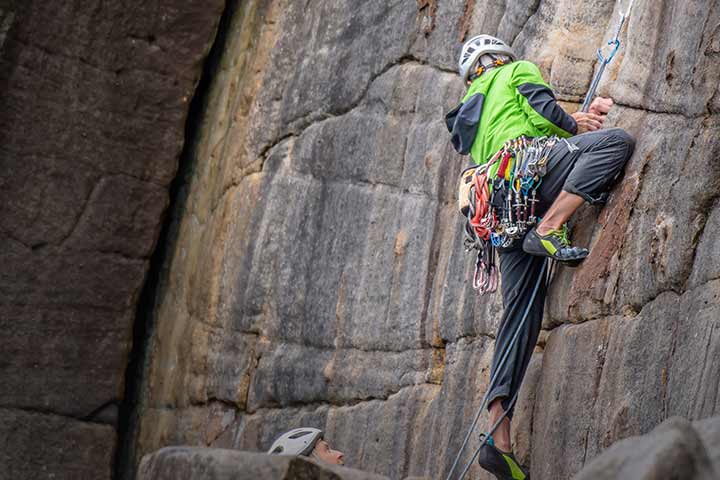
[487,127,635,418]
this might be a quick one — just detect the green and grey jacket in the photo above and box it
[445,60,576,175]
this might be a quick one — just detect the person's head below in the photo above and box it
[459,34,517,86]
[267,427,345,466]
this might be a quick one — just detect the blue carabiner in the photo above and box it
[597,37,621,65]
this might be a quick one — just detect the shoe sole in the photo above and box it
[522,233,588,267]
[559,255,588,267]
[521,247,588,266]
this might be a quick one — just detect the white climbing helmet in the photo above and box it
[459,35,517,82]
[267,428,323,456]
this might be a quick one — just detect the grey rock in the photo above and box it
[695,416,720,474]
[246,341,433,411]
[7,1,709,480]
[574,416,718,480]
[605,0,720,116]
[533,280,720,479]
[665,279,720,421]
[688,204,720,289]
[531,317,612,479]
[0,0,226,478]
[138,447,388,480]
[0,302,135,417]
[0,408,115,480]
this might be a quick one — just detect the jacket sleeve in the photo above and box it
[445,93,485,155]
[511,61,577,137]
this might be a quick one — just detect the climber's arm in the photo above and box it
[511,61,578,138]
[569,96,612,133]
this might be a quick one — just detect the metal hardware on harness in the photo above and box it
[460,136,557,294]
[581,0,636,112]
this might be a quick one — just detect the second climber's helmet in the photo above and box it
[458,35,517,82]
[267,428,323,457]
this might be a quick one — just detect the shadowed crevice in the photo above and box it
[113,1,239,479]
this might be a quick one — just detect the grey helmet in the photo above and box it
[267,428,323,456]
[459,35,517,82]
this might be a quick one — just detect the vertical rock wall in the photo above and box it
[124,0,719,479]
[0,1,224,478]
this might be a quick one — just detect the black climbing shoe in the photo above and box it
[522,225,588,267]
[477,434,529,480]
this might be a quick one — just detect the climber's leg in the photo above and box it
[544,128,636,208]
[523,128,635,263]
[477,432,529,480]
[488,399,511,450]
[485,247,548,452]
[535,191,585,235]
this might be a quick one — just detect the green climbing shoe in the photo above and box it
[522,225,588,267]
[477,435,529,480]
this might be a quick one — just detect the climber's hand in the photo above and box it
[589,97,614,116]
[572,112,605,134]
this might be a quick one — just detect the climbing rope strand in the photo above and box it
[444,259,549,480]
[581,0,635,112]
[456,390,521,480]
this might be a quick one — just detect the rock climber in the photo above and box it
[267,427,345,466]
[445,35,635,479]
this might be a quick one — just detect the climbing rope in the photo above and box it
[444,259,550,480]
[581,0,636,112]
[455,390,521,480]
[461,136,557,294]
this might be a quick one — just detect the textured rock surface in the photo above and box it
[573,416,719,480]
[129,1,720,479]
[136,416,720,480]
[2,0,715,479]
[0,408,116,480]
[138,447,388,480]
[0,0,224,478]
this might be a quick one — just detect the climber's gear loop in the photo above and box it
[458,136,558,293]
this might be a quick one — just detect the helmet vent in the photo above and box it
[458,34,517,82]
[288,431,312,439]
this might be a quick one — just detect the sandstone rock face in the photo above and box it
[138,447,389,480]
[0,408,116,480]
[573,416,720,480]
[1,0,710,479]
[129,0,720,479]
[0,1,224,478]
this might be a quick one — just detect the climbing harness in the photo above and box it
[581,0,636,112]
[460,136,558,293]
[445,259,550,480]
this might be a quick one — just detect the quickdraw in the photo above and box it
[581,0,636,112]
[460,136,558,294]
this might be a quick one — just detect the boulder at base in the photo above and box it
[574,416,720,480]
[138,446,389,480]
